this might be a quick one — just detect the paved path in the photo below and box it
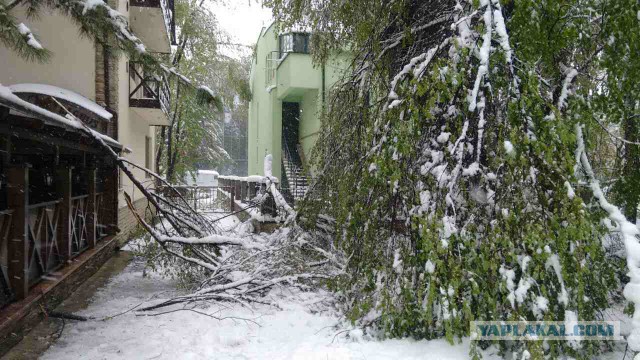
[1,251,134,360]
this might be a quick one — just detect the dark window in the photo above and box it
[279,33,310,56]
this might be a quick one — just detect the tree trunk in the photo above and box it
[155,125,166,176]
[622,108,640,222]
[166,83,182,183]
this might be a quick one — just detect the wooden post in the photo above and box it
[234,181,241,204]
[7,165,29,299]
[87,167,97,248]
[102,162,118,235]
[194,186,198,212]
[229,185,235,212]
[249,182,257,199]
[56,166,72,260]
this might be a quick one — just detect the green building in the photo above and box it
[248,23,348,202]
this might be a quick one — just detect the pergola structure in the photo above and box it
[0,85,120,308]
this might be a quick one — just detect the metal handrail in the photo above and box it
[281,139,308,203]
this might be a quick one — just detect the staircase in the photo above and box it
[281,142,309,204]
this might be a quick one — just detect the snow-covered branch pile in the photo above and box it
[134,225,343,311]
[116,156,341,310]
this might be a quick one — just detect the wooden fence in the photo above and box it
[0,165,117,308]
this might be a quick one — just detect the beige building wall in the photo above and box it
[0,9,96,102]
[0,2,159,242]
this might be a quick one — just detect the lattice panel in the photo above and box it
[27,202,62,285]
[96,192,107,240]
[71,196,89,256]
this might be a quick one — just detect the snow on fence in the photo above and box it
[158,175,280,219]
[160,185,223,213]
[218,176,279,219]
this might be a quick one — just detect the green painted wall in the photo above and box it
[248,24,350,179]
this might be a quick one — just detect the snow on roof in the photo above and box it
[9,83,113,120]
[0,84,121,148]
[197,170,219,176]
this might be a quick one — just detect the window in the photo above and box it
[145,136,151,178]
[278,33,310,56]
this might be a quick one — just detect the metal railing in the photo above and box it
[163,186,225,213]
[281,140,309,204]
[71,195,90,257]
[265,51,281,88]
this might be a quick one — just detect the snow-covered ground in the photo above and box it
[40,212,503,360]
[38,212,629,359]
[40,253,501,360]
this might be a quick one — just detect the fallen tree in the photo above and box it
[56,103,343,310]
[122,160,342,311]
[0,88,344,314]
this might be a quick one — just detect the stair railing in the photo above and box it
[281,139,306,203]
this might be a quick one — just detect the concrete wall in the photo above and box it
[299,89,319,170]
[248,24,280,177]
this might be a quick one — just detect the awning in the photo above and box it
[9,83,113,120]
[0,84,122,149]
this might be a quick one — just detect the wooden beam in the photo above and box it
[7,165,30,299]
[0,135,10,167]
[102,165,119,235]
[56,167,73,260]
[87,168,97,248]
[129,98,161,109]
[0,123,101,154]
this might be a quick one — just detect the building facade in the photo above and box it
[0,0,174,342]
[248,24,348,202]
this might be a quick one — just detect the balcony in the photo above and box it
[275,52,320,100]
[129,0,176,54]
[129,62,170,126]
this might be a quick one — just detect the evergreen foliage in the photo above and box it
[266,0,640,358]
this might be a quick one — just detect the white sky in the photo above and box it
[208,1,273,57]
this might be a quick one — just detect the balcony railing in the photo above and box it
[129,62,170,114]
[265,51,281,88]
[278,32,310,56]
